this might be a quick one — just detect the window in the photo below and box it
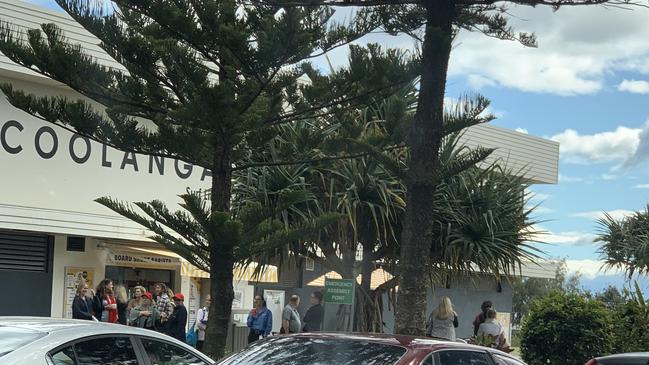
[421,355,434,365]
[0,232,50,272]
[74,337,139,365]
[140,338,208,365]
[493,354,526,365]
[219,336,407,365]
[50,346,76,365]
[0,327,46,357]
[437,350,491,365]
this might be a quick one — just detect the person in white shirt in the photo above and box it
[477,308,505,348]
[196,295,210,351]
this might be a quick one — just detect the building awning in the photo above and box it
[182,261,278,283]
[307,268,394,290]
[105,243,277,283]
[105,244,181,269]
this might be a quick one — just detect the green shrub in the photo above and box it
[610,300,649,353]
[520,292,612,365]
[510,329,521,348]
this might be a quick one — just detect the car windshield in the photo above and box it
[218,336,406,365]
[0,326,46,357]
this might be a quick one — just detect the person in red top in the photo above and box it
[102,288,119,323]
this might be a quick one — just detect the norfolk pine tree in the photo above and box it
[270,0,646,336]
[0,0,415,357]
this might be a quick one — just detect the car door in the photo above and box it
[132,336,214,365]
[48,335,143,365]
[432,349,494,365]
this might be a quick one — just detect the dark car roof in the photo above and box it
[286,332,515,356]
[597,352,649,364]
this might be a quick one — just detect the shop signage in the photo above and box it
[107,251,179,268]
[63,267,95,318]
[324,278,355,305]
[0,119,212,181]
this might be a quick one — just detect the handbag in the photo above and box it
[186,323,198,347]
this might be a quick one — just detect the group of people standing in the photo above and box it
[246,291,324,344]
[425,297,508,350]
[71,279,191,344]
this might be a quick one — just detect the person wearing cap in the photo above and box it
[164,293,188,343]
[129,292,159,330]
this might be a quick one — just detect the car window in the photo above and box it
[493,354,526,365]
[437,350,491,365]
[218,336,407,365]
[50,346,76,365]
[421,355,434,365]
[74,337,139,365]
[0,326,46,357]
[140,338,209,365]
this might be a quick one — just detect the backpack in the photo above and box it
[186,323,198,347]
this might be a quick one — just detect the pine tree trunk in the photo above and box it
[395,0,455,336]
[203,152,234,360]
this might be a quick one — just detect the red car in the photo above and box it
[585,353,649,365]
[218,332,526,365]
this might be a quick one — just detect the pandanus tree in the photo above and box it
[236,88,541,332]
[0,0,417,357]
[597,206,649,278]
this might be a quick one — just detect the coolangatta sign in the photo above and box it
[0,119,212,181]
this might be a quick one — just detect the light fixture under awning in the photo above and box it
[182,261,278,283]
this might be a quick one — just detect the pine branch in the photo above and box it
[232,144,407,171]
[258,0,646,6]
[249,0,417,5]
[262,79,412,126]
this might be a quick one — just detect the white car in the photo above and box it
[0,317,215,365]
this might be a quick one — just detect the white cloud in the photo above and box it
[559,174,584,183]
[551,127,642,164]
[571,209,634,221]
[515,128,529,134]
[530,192,550,202]
[601,173,619,181]
[627,121,649,167]
[534,229,597,246]
[467,74,497,89]
[482,106,505,119]
[618,79,649,94]
[533,206,555,214]
[635,183,649,189]
[449,6,649,96]
[318,5,649,96]
[565,259,620,279]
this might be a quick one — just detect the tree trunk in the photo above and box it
[354,243,375,332]
[394,0,455,336]
[203,152,234,360]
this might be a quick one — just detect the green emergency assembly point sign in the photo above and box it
[324,278,355,305]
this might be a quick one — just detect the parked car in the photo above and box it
[218,332,526,365]
[0,317,215,365]
[585,353,649,365]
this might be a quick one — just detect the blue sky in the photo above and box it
[24,1,649,291]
